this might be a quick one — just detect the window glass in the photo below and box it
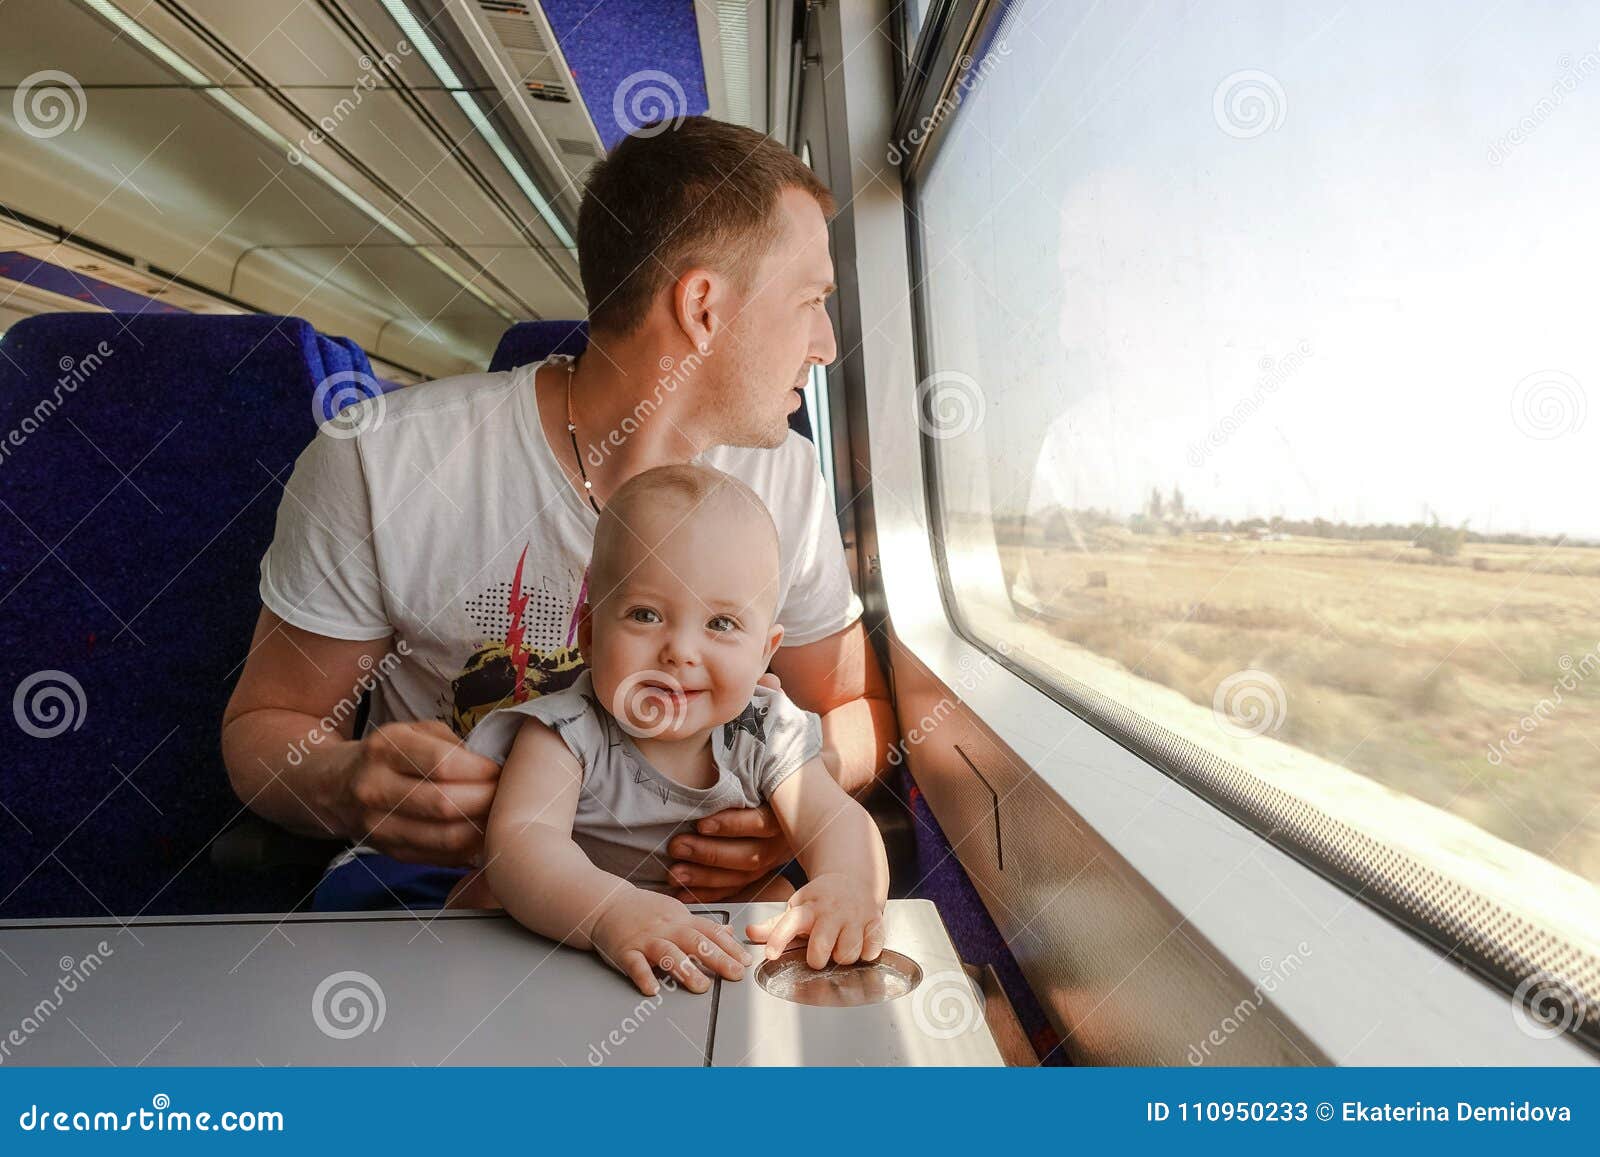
[915,0,1600,944]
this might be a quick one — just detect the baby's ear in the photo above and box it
[763,621,784,663]
[576,603,593,659]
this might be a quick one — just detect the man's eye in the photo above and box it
[707,615,738,633]
[629,608,661,624]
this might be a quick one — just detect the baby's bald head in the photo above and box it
[588,463,782,622]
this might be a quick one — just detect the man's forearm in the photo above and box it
[818,693,899,796]
[221,707,354,840]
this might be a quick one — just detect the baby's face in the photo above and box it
[582,501,783,741]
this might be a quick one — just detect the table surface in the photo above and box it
[0,900,1003,1066]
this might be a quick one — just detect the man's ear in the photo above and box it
[576,603,593,662]
[673,268,723,354]
[762,621,785,665]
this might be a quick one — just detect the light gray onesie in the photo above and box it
[466,670,822,891]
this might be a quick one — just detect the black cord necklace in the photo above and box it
[563,357,602,515]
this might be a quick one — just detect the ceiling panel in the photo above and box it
[1,0,589,377]
[458,246,584,318]
[0,0,175,86]
[376,311,510,372]
[292,88,530,248]
[178,0,405,87]
[268,242,504,320]
[4,88,379,256]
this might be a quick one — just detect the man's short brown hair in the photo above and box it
[577,117,835,336]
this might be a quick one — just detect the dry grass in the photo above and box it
[994,530,1600,885]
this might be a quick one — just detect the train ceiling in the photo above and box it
[0,0,773,378]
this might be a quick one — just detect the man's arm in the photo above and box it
[767,618,898,796]
[221,608,499,863]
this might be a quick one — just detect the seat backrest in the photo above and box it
[488,320,815,441]
[0,313,369,918]
[487,320,591,372]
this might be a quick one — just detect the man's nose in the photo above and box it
[810,306,837,367]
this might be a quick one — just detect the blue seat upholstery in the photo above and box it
[488,320,590,371]
[0,312,373,918]
[489,320,814,441]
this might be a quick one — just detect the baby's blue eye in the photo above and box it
[707,615,738,633]
[629,608,661,624]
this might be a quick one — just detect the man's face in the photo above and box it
[580,499,783,741]
[706,187,838,448]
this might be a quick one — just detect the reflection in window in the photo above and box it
[914,0,1600,946]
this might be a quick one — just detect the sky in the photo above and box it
[918,0,1600,538]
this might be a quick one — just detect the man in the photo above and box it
[221,117,896,910]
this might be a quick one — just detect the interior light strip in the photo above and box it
[79,0,209,85]
[76,0,511,319]
[377,0,576,249]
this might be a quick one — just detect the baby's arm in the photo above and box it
[484,719,748,995]
[745,756,890,967]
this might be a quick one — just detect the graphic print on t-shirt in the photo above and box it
[445,544,588,736]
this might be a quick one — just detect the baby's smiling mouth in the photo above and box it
[639,682,707,698]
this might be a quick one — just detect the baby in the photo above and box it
[461,463,888,996]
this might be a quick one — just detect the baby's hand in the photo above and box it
[590,888,751,996]
[745,873,886,969]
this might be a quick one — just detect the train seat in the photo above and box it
[0,312,374,918]
[487,319,590,371]
[488,320,814,441]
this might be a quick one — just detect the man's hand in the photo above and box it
[590,888,750,996]
[746,872,886,968]
[666,804,793,902]
[332,720,500,865]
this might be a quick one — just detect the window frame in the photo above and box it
[891,0,1600,1058]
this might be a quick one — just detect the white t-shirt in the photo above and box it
[258,359,863,737]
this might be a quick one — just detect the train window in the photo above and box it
[907,0,1600,961]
